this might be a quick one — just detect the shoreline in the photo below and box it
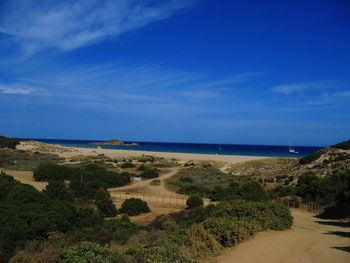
[17,141,270,164]
[60,146,269,164]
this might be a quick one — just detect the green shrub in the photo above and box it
[58,242,124,263]
[94,188,110,203]
[121,198,150,216]
[96,198,118,217]
[140,168,159,179]
[121,162,136,169]
[0,136,20,149]
[240,181,269,202]
[186,195,204,209]
[299,151,322,164]
[330,140,350,150]
[102,219,139,242]
[44,181,74,202]
[187,224,220,253]
[202,217,258,247]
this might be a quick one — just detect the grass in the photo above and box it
[0,148,63,170]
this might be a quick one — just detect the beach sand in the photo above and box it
[17,141,267,164]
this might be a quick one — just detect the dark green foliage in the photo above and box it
[186,195,204,209]
[0,174,20,201]
[33,162,67,181]
[94,187,110,203]
[102,219,139,242]
[319,170,350,218]
[7,184,46,203]
[299,151,322,164]
[34,163,130,201]
[176,182,210,197]
[0,136,20,149]
[44,181,74,202]
[209,181,268,202]
[96,198,118,217]
[121,198,151,216]
[95,188,118,218]
[121,162,136,168]
[296,172,350,205]
[240,181,269,202]
[210,185,226,201]
[140,168,159,179]
[58,242,124,263]
[330,139,350,150]
[34,163,130,188]
[0,175,96,262]
[269,185,296,199]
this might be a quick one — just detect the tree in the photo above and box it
[96,198,118,217]
[121,198,150,216]
[44,181,74,202]
[94,187,110,203]
[186,195,204,209]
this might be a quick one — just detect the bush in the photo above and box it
[299,151,322,164]
[33,162,65,181]
[102,219,139,242]
[121,198,150,216]
[121,162,135,168]
[203,217,259,247]
[140,168,159,179]
[58,242,124,263]
[94,188,110,203]
[330,140,350,150]
[96,198,118,218]
[240,181,269,202]
[186,195,204,209]
[0,136,20,149]
[187,224,220,252]
[44,181,74,202]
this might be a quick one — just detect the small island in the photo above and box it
[87,139,139,146]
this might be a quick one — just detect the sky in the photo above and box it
[0,0,349,147]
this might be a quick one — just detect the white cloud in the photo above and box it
[272,81,327,95]
[0,0,195,55]
[0,84,47,95]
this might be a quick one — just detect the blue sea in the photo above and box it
[23,138,323,157]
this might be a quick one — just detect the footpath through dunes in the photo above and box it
[213,209,350,263]
[108,167,211,206]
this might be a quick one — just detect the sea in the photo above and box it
[23,138,323,158]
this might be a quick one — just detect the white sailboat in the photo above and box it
[289,140,298,154]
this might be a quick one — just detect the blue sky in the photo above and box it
[0,0,349,146]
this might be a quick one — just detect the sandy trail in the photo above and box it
[109,167,181,195]
[214,209,350,263]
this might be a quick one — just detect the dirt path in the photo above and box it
[213,209,350,263]
[109,167,182,195]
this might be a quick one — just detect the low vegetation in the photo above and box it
[121,198,151,216]
[0,136,20,149]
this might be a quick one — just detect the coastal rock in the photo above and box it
[87,139,139,146]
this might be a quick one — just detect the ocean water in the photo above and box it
[24,138,323,157]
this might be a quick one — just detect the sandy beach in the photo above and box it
[17,141,268,164]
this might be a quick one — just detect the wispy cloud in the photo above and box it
[0,0,195,56]
[271,81,328,95]
[0,84,47,95]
